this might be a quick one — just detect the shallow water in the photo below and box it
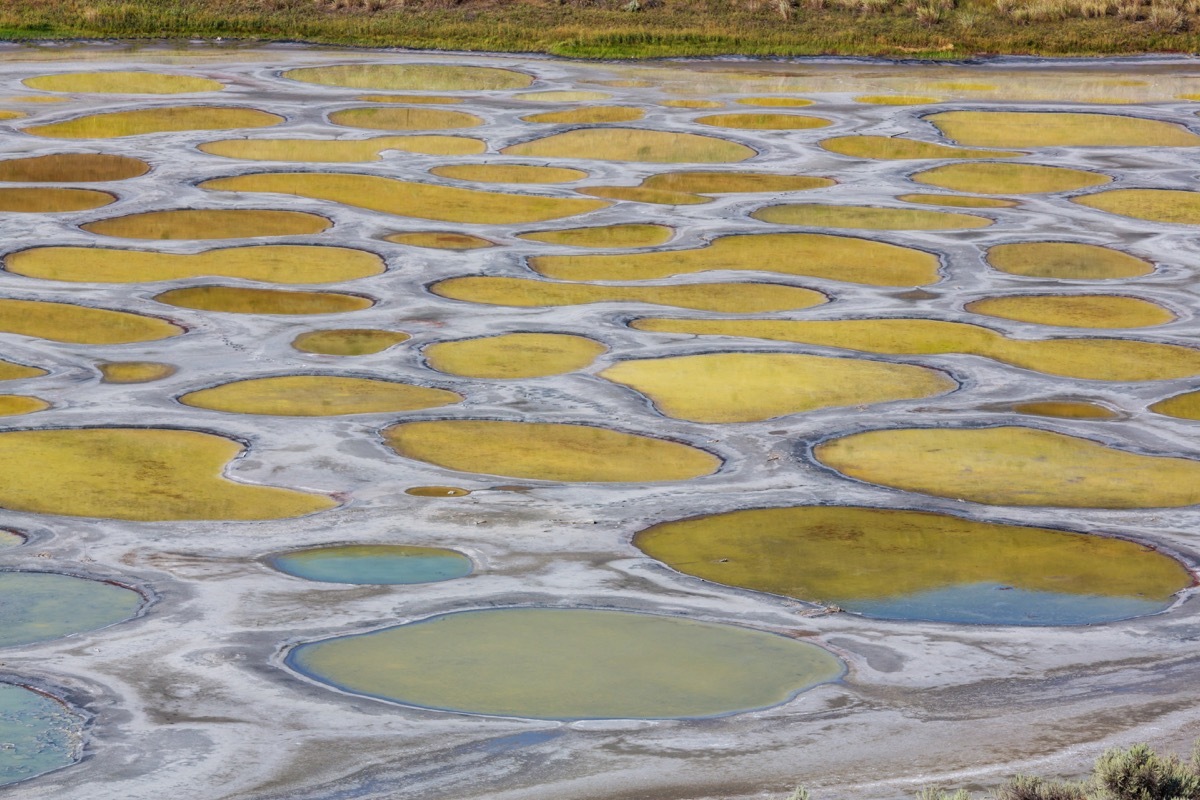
[0,428,334,520]
[0,395,48,416]
[1012,400,1118,419]
[815,427,1200,507]
[821,135,1021,160]
[636,506,1190,624]
[201,173,606,224]
[199,136,486,161]
[432,277,826,312]
[83,209,330,239]
[8,245,382,283]
[98,361,177,384]
[632,317,1200,381]
[429,164,586,184]
[0,298,181,344]
[600,352,955,422]
[929,110,1200,147]
[383,231,495,249]
[0,153,148,181]
[287,608,843,719]
[502,128,755,162]
[1074,189,1200,224]
[292,329,409,356]
[966,294,1174,328]
[752,204,991,230]
[532,233,939,285]
[520,106,645,124]
[25,106,281,138]
[405,486,470,497]
[270,544,472,585]
[0,684,81,787]
[329,106,483,131]
[517,223,672,247]
[283,64,532,91]
[425,333,606,378]
[912,162,1110,194]
[156,286,372,315]
[0,572,144,647]
[899,193,1018,208]
[0,187,113,212]
[383,420,720,482]
[986,242,1152,279]
[695,112,831,130]
[23,71,223,94]
[181,376,461,416]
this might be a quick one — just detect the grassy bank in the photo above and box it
[0,0,1198,58]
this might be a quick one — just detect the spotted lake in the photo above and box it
[0,43,1199,800]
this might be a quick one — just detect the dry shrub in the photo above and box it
[915,0,945,22]
[1115,0,1143,18]
[1148,0,1188,26]
[996,776,1090,800]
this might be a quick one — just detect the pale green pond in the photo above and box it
[287,608,844,719]
[0,684,81,788]
[0,572,144,647]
